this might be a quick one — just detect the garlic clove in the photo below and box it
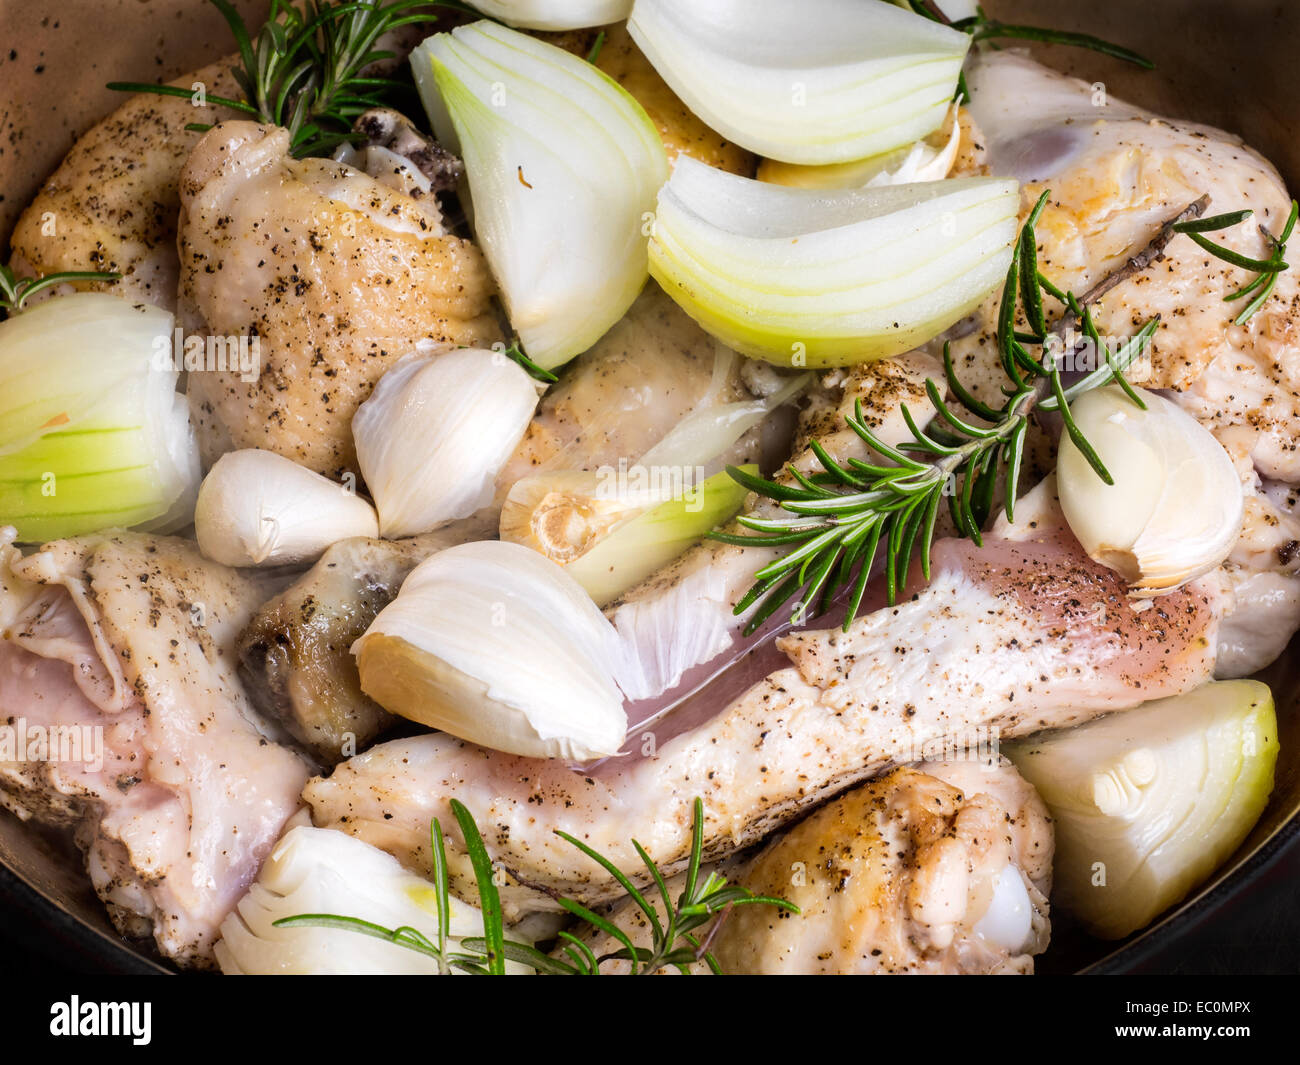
[1057,386,1244,595]
[353,349,541,539]
[353,540,628,760]
[194,449,379,568]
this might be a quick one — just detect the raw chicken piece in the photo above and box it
[712,758,1052,974]
[8,59,243,309]
[178,121,500,478]
[305,509,1221,911]
[943,51,1300,671]
[0,530,310,967]
[494,284,758,499]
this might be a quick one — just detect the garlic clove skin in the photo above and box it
[353,540,628,760]
[1057,386,1244,596]
[195,449,379,568]
[353,349,541,539]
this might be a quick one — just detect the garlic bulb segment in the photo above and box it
[194,449,379,568]
[649,159,1019,367]
[352,348,540,538]
[353,541,628,760]
[628,0,970,165]
[464,0,631,30]
[1057,386,1244,596]
[411,23,669,370]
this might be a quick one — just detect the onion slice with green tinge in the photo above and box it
[649,159,1019,367]
[0,292,200,541]
[411,22,668,370]
[628,0,970,165]
[1007,679,1280,940]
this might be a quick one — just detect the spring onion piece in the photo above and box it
[1057,386,1244,597]
[1007,680,1279,940]
[0,292,199,542]
[353,348,540,538]
[411,22,669,370]
[757,105,962,191]
[501,368,807,598]
[565,467,754,606]
[649,159,1019,367]
[215,824,532,975]
[627,0,970,165]
[354,541,629,760]
[464,0,631,30]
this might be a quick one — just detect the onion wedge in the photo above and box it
[628,0,970,165]
[649,159,1019,367]
[412,22,668,370]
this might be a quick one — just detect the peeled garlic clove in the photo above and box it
[353,349,541,538]
[500,470,664,564]
[1057,386,1244,595]
[195,449,379,568]
[353,540,628,760]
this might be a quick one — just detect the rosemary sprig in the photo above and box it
[274,797,797,975]
[0,263,121,319]
[1172,201,1298,325]
[712,189,1179,636]
[907,1,1153,73]
[107,0,445,158]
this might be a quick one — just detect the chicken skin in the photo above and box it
[178,121,500,478]
[713,758,1052,974]
[8,59,243,309]
[0,531,310,967]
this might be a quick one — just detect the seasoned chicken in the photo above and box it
[953,52,1300,670]
[712,758,1052,974]
[8,59,242,308]
[305,509,1221,912]
[238,284,773,761]
[0,530,310,967]
[178,120,500,478]
[495,283,759,496]
[547,25,754,176]
[958,51,1299,480]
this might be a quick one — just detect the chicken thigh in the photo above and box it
[8,59,243,309]
[178,120,500,478]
